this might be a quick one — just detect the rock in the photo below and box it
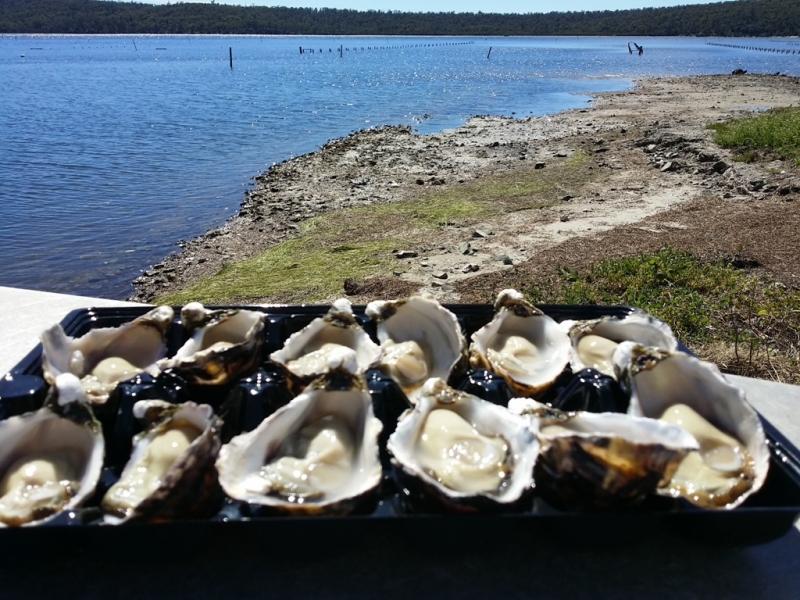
[731,68,747,75]
[416,179,425,185]
[420,261,429,267]
[473,229,492,238]
[748,179,765,191]
[433,271,448,280]
[534,162,546,169]
[395,250,418,259]
[560,214,570,222]
[458,242,472,255]
[697,151,717,163]
[561,195,573,201]
[554,151,568,158]
[494,254,510,262]
[660,161,676,172]
[461,264,479,273]
[713,161,729,174]
[489,141,500,147]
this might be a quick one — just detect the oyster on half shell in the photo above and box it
[470,289,570,397]
[102,399,222,523]
[216,347,383,515]
[614,342,770,509]
[158,303,264,385]
[0,374,104,527]
[366,295,467,404]
[561,313,678,378]
[387,378,537,513]
[269,298,380,389]
[41,306,174,403]
[509,398,698,510]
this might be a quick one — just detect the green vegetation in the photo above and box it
[1,0,799,36]
[526,247,800,383]
[709,107,800,164]
[157,153,599,305]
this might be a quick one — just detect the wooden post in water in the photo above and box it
[229,47,233,69]
[487,47,492,59]
[132,39,137,51]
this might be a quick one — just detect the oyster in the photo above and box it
[269,298,380,389]
[102,399,222,523]
[561,313,678,378]
[158,303,265,385]
[0,374,104,527]
[366,295,467,404]
[470,289,570,397]
[41,305,174,403]
[216,347,383,515]
[509,398,698,510]
[614,342,770,509]
[387,378,537,512]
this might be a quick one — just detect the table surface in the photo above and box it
[1,286,799,599]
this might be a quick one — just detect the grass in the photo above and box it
[525,247,800,384]
[708,107,800,163]
[157,151,600,305]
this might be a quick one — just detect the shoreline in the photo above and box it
[129,72,800,304]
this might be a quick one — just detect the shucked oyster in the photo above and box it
[216,347,383,515]
[0,374,104,527]
[41,306,174,403]
[102,399,222,523]
[387,378,537,512]
[614,342,770,509]
[561,313,678,378]
[470,289,570,397]
[158,303,264,385]
[269,298,380,389]
[366,295,467,404]
[509,398,698,510]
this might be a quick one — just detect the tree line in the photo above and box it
[0,0,798,37]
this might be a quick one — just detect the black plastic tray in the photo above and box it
[2,303,799,553]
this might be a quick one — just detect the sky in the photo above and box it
[145,1,728,15]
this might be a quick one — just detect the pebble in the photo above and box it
[458,242,472,255]
[395,251,418,259]
[433,271,448,279]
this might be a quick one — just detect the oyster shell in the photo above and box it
[387,378,537,512]
[216,347,383,515]
[366,295,467,404]
[614,342,770,509]
[561,313,678,378]
[101,399,222,523]
[158,303,265,385]
[0,374,104,527]
[41,305,174,403]
[509,398,698,510]
[470,289,570,397]
[269,298,380,389]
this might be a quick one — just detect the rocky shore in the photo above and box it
[130,73,800,304]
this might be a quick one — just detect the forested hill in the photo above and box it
[1,0,799,36]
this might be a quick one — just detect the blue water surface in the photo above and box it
[1,35,798,298]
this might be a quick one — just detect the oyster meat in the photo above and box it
[387,378,537,512]
[470,289,570,397]
[102,399,222,523]
[0,374,104,527]
[270,299,380,388]
[614,342,770,509]
[158,303,264,385]
[366,295,467,403]
[41,305,174,403]
[217,347,383,515]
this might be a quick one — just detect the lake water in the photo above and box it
[1,35,798,299]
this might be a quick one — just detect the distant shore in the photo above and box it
[130,72,800,304]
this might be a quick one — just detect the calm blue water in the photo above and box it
[1,35,798,299]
